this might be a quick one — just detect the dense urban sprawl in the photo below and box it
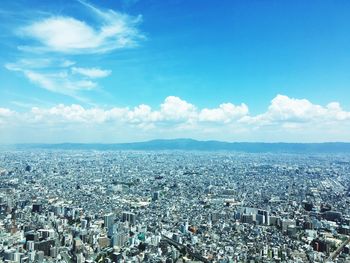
[0,151,350,263]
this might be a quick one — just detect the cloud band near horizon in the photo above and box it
[0,94,349,143]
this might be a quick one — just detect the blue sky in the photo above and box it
[1,0,350,143]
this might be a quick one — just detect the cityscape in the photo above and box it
[0,148,350,262]
[1,0,350,262]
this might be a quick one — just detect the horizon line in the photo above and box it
[2,138,350,145]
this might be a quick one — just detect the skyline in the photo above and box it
[1,0,350,143]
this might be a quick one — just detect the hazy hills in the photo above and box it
[5,139,350,153]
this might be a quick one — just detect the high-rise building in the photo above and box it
[152,191,160,201]
[122,212,136,225]
[32,203,42,213]
[258,209,270,225]
[111,232,127,247]
[26,241,34,251]
[104,213,114,230]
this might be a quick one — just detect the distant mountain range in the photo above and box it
[3,139,350,153]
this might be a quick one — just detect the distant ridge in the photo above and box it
[3,139,350,153]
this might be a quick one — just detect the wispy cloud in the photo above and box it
[4,1,143,101]
[5,58,74,71]
[18,2,143,54]
[25,71,97,92]
[5,59,101,99]
[72,67,111,78]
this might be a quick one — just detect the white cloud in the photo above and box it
[18,3,143,54]
[5,59,74,71]
[1,95,350,142]
[199,103,248,123]
[160,96,196,121]
[5,1,143,100]
[325,102,350,121]
[242,94,350,126]
[5,60,101,98]
[125,104,157,123]
[265,94,326,122]
[61,60,76,67]
[0,108,14,117]
[0,108,15,125]
[24,70,97,95]
[72,67,111,78]
[30,104,108,123]
[21,17,99,52]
